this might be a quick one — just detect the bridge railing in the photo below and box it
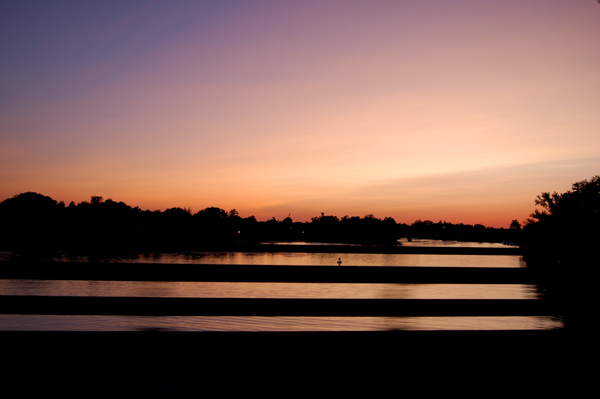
[0,258,586,393]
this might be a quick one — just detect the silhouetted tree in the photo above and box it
[522,175,600,267]
[522,175,600,330]
[509,219,521,230]
[0,192,63,254]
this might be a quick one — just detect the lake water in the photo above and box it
[0,247,562,331]
[6,249,526,267]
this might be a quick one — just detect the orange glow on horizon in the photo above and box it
[1,2,599,230]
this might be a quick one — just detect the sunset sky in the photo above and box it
[1,1,599,227]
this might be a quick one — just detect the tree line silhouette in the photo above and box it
[520,175,600,266]
[0,192,518,254]
[518,175,600,330]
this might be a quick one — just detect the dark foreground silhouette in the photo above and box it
[0,261,592,395]
[0,261,589,394]
[2,330,588,395]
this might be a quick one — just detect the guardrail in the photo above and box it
[0,262,539,283]
[0,259,588,394]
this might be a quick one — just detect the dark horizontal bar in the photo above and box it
[0,262,537,284]
[0,329,569,346]
[2,330,583,393]
[0,296,563,316]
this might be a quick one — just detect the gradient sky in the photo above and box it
[1,1,599,227]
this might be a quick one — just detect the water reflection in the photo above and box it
[19,251,526,267]
[0,247,547,331]
[0,315,562,332]
[0,280,539,299]
[398,238,513,248]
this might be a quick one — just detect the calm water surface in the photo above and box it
[0,249,561,331]
[26,250,527,267]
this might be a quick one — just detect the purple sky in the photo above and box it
[1,1,599,226]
